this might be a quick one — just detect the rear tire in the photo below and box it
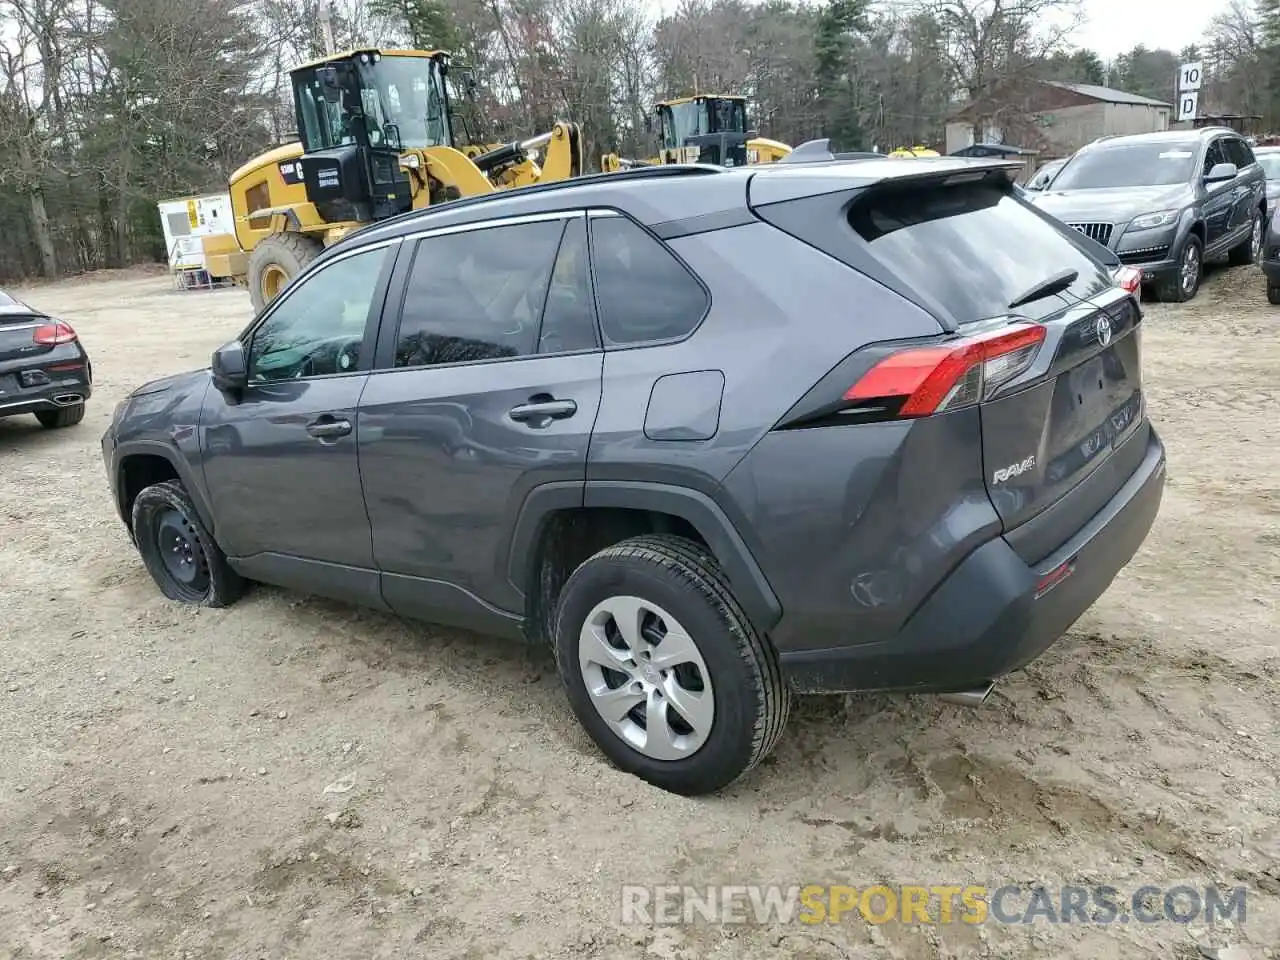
[247,233,322,313]
[131,480,245,607]
[552,534,790,796]
[1268,283,1280,306]
[1160,235,1201,303]
[35,403,85,429]
[1228,208,1263,266]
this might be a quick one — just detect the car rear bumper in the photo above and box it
[778,427,1166,694]
[0,377,91,420]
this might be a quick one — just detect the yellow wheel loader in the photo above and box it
[201,49,585,312]
[600,95,791,172]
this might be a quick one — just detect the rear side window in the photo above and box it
[539,218,599,354]
[589,215,708,346]
[848,183,1113,324]
[394,219,564,367]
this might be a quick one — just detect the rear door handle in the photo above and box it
[306,416,352,439]
[508,398,577,423]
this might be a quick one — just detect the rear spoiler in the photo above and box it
[750,149,1024,207]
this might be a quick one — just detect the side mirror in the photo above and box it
[643,114,653,134]
[211,340,248,393]
[462,68,479,97]
[1205,161,1238,183]
[383,122,402,151]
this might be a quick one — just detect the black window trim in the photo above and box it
[237,236,402,384]
[371,209,605,374]
[585,207,712,352]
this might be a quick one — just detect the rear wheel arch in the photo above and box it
[117,443,215,537]
[510,481,782,645]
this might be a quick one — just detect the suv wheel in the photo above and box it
[1161,236,1202,303]
[131,480,245,607]
[553,534,790,795]
[1228,209,1263,266]
[1268,283,1280,306]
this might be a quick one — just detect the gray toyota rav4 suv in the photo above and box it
[1029,127,1266,303]
[101,153,1166,795]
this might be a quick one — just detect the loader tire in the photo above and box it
[247,233,323,313]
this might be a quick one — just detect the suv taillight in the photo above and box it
[843,323,1046,418]
[1112,266,1142,295]
[33,321,77,345]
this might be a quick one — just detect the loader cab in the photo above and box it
[656,96,750,167]
[290,49,454,224]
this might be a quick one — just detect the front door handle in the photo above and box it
[306,416,352,439]
[508,398,577,424]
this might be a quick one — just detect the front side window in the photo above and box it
[295,73,355,151]
[1203,140,1228,176]
[247,247,387,382]
[1052,141,1198,189]
[394,219,568,368]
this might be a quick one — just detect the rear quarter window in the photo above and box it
[847,183,1114,324]
[589,215,709,346]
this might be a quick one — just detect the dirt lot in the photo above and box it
[0,264,1277,960]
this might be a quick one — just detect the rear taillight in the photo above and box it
[844,323,1046,418]
[33,321,77,345]
[1113,266,1142,295]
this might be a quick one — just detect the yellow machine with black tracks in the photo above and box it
[201,48,585,311]
[600,94,791,172]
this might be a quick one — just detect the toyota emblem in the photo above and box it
[1095,314,1113,348]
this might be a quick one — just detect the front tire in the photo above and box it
[247,233,322,313]
[1160,235,1202,303]
[131,480,245,607]
[1268,283,1280,306]
[553,534,790,796]
[35,403,85,429]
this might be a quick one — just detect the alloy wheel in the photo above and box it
[1181,244,1200,296]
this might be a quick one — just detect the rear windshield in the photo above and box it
[848,182,1113,324]
[1051,142,1197,189]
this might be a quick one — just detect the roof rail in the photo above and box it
[344,162,726,239]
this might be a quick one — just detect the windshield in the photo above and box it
[1256,152,1280,180]
[661,101,708,150]
[358,55,451,150]
[1051,142,1197,189]
[292,55,451,153]
[710,99,746,134]
[848,183,1112,324]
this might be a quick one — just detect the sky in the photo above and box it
[650,0,1216,64]
[1070,0,1214,60]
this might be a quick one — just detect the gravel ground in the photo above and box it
[0,263,1277,960]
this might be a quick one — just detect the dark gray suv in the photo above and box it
[101,155,1167,795]
[1029,128,1266,302]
